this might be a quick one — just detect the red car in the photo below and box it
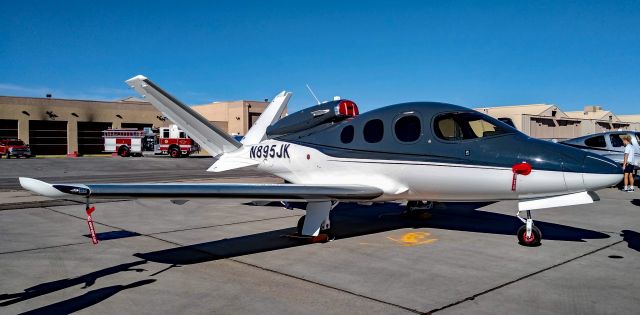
[0,139,32,158]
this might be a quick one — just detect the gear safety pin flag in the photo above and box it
[86,206,99,245]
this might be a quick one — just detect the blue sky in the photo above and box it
[1,0,639,114]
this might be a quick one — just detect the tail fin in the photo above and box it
[241,91,292,145]
[125,75,241,157]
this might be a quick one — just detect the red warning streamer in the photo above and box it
[511,162,532,191]
[86,206,99,245]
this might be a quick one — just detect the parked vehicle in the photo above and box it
[560,131,640,171]
[0,138,32,158]
[103,124,200,158]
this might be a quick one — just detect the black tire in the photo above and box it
[296,215,305,235]
[169,147,181,158]
[517,225,542,246]
[118,146,131,157]
[296,215,334,239]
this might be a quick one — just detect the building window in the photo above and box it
[363,119,384,143]
[584,135,606,148]
[394,115,421,142]
[340,125,354,143]
[434,112,509,141]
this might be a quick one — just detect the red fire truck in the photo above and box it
[0,138,32,159]
[103,124,200,158]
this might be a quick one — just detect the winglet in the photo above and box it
[241,91,292,145]
[19,177,67,198]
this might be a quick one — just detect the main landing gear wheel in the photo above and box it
[295,215,334,243]
[516,210,542,246]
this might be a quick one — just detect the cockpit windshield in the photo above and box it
[434,112,515,141]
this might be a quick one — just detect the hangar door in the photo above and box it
[0,119,18,138]
[78,122,112,155]
[529,118,555,140]
[29,120,68,155]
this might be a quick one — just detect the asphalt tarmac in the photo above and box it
[1,157,639,314]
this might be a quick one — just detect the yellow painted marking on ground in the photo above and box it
[386,232,438,246]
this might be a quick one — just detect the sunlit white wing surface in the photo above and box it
[19,177,383,201]
[125,75,242,157]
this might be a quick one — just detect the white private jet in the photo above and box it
[20,75,623,246]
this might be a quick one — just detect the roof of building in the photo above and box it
[119,96,147,103]
[0,95,151,106]
[475,104,574,119]
[565,110,619,121]
[617,115,640,123]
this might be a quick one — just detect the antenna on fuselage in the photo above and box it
[305,84,321,105]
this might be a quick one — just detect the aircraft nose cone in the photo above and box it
[582,154,623,190]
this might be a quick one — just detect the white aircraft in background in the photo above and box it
[20,75,622,246]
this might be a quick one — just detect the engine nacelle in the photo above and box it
[266,100,358,137]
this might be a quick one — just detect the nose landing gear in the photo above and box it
[516,210,542,246]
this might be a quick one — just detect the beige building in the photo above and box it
[0,95,273,155]
[565,106,632,134]
[191,100,270,136]
[475,104,582,140]
[477,104,639,141]
[618,115,640,126]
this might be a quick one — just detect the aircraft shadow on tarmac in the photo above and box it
[0,261,149,307]
[621,230,640,252]
[0,202,615,312]
[631,199,640,207]
[135,202,610,265]
[16,279,156,315]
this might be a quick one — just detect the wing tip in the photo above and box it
[19,177,66,197]
[125,75,148,85]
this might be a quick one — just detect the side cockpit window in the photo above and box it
[609,134,624,147]
[394,115,421,142]
[585,136,606,148]
[363,119,384,143]
[340,125,354,143]
[434,112,509,141]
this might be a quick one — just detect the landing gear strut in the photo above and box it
[516,210,542,246]
[290,201,337,243]
[296,215,334,242]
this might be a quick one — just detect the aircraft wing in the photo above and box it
[125,75,242,157]
[19,177,383,201]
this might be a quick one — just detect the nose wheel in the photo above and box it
[516,210,542,246]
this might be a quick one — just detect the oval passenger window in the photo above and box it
[340,125,354,143]
[363,119,384,143]
[394,115,421,142]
